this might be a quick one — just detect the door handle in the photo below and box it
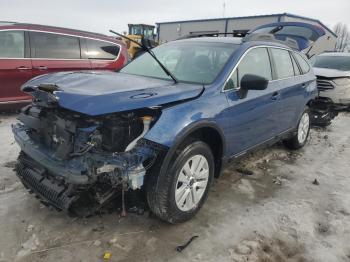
[34,66,48,70]
[271,91,279,100]
[17,66,31,70]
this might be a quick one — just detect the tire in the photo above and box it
[146,140,214,223]
[283,108,311,150]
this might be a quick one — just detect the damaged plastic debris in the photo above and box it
[176,235,199,252]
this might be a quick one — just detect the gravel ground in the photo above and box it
[0,112,349,262]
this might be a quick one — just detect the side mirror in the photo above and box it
[241,74,269,91]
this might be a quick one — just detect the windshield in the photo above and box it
[312,55,350,71]
[120,41,239,84]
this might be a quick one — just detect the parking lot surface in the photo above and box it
[0,113,349,262]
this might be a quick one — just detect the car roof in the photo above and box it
[172,36,294,50]
[318,52,350,57]
[0,22,123,44]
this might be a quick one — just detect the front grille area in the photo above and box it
[316,79,334,90]
[16,156,77,211]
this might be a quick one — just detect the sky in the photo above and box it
[1,0,349,35]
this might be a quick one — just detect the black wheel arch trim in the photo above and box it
[154,120,226,189]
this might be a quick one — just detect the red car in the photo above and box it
[0,22,128,109]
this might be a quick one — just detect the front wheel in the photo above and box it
[146,140,214,223]
[283,108,311,150]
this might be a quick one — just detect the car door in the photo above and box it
[269,48,310,133]
[268,47,302,133]
[223,47,281,156]
[0,30,32,104]
[81,38,122,70]
[29,31,91,78]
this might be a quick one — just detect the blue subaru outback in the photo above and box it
[13,35,317,223]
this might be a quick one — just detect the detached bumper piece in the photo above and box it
[16,153,77,211]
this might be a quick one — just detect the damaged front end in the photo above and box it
[13,100,165,216]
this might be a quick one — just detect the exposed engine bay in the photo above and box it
[12,104,165,216]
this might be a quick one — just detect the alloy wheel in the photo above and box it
[297,112,310,144]
[175,154,209,212]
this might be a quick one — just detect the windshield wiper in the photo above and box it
[109,30,178,83]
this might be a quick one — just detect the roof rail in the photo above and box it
[243,33,299,50]
[177,32,236,40]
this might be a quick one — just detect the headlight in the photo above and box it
[333,77,350,86]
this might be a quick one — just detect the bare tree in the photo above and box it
[333,23,349,52]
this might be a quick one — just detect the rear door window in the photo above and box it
[270,48,295,79]
[294,53,311,74]
[30,32,81,59]
[85,39,120,60]
[0,30,25,58]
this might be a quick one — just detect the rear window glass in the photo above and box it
[85,39,120,60]
[30,32,80,59]
[252,25,318,41]
[275,26,318,41]
[294,53,311,74]
[0,30,25,58]
[270,48,294,79]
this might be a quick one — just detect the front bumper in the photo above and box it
[12,123,162,214]
[12,123,93,184]
[319,84,350,107]
[16,154,78,211]
[12,123,159,183]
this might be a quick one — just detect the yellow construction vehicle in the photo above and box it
[123,24,158,59]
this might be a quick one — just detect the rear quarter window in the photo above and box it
[294,52,311,74]
[85,39,120,60]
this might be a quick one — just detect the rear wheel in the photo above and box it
[283,108,311,150]
[146,140,214,223]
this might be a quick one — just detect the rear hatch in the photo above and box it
[248,22,336,58]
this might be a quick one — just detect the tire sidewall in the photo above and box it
[167,141,214,222]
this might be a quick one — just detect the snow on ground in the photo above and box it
[0,113,349,262]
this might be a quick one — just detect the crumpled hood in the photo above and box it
[313,67,350,78]
[22,71,204,116]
